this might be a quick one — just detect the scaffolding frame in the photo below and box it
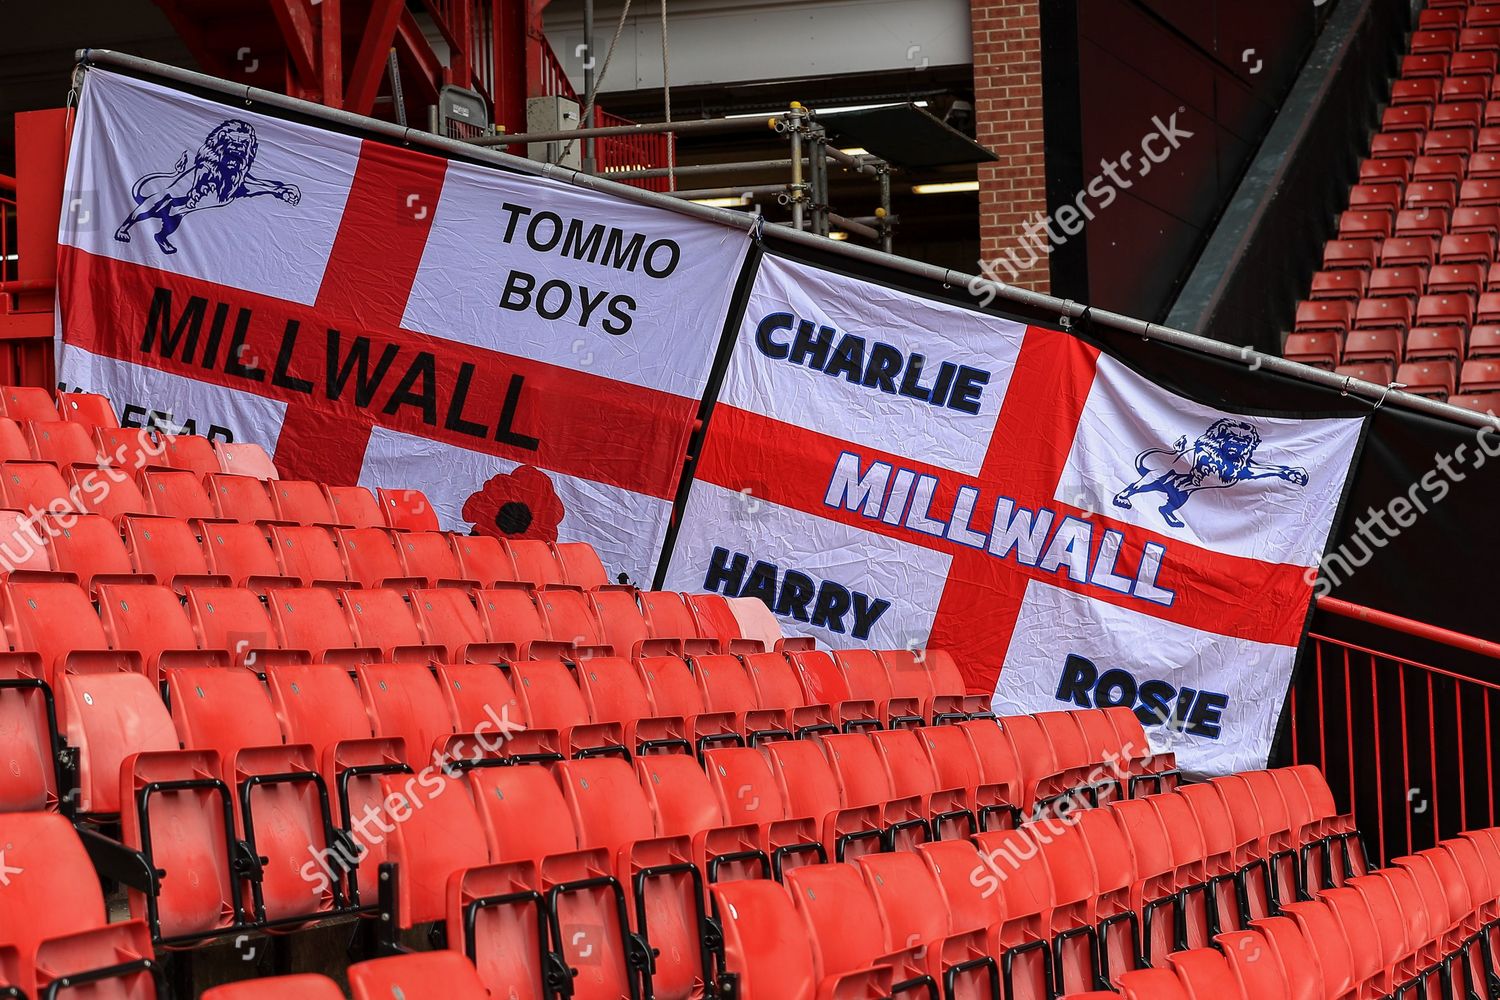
[473,102,898,250]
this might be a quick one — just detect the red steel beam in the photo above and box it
[345,0,405,115]
[269,0,320,91]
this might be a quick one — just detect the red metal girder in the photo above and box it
[397,7,446,98]
[345,0,405,115]
[269,0,320,90]
[321,0,343,109]
[492,0,528,134]
[153,0,235,78]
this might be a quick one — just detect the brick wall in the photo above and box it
[971,0,1049,293]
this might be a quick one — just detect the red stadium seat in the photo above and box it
[0,386,56,422]
[1405,325,1466,361]
[160,434,221,475]
[95,425,161,472]
[335,527,420,589]
[1462,357,1500,390]
[1367,266,1424,299]
[1415,292,1475,328]
[357,661,458,764]
[1471,323,1500,356]
[535,585,610,650]
[212,440,278,479]
[506,538,567,586]
[269,479,340,525]
[1396,360,1458,397]
[56,390,118,427]
[1335,361,1396,384]
[1392,77,1441,106]
[377,487,439,531]
[1353,297,1413,331]
[1341,329,1403,365]
[25,419,98,465]
[1427,263,1485,295]
[60,667,179,814]
[409,587,512,662]
[163,665,340,924]
[186,585,303,666]
[204,975,344,999]
[205,472,278,521]
[0,461,78,512]
[64,462,151,520]
[1322,238,1379,270]
[1449,390,1500,412]
[1371,131,1423,160]
[38,511,148,593]
[450,533,517,586]
[555,540,610,587]
[348,952,492,1000]
[97,581,223,680]
[0,417,28,462]
[1401,53,1450,78]
[138,467,216,518]
[1379,236,1437,269]
[1308,268,1366,301]
[266,587,374,665]
[199,521,297,592]
[342,587,440,662]
[269,524,349,587]
[1284,330,1342,366]
[0,812,160,999]
[322,484,382,527]
[392,529,472,587]
[4,580,137,682]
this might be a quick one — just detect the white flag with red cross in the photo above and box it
[663,254,1366,774]
[56,69,749,584]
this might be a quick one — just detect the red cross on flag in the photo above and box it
[664,255,1366,774]
[56,70,749,583]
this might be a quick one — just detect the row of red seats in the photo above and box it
[55,705,1159,986]
[0,814,489,1000]
[1289,322,1500,363]
[1324,233,1500,270]
[706,768,1367,1000]
[1312,258,1500,300]
[0,453,433,530]
[1064,830,1500,1000]
[1294,291,1500,336]
[0,415,277,479]
[1411,25,1500,54]
[0,579,784,687]
[0,511,610,595]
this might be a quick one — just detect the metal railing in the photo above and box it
[1289,596,1500,866]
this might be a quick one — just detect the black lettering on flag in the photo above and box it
[562,219,606,262]
[774,571,816,622]
[201,301,231,370]
[141,287,206,363]
[272,319,314,395]
[382,351,438,425]
[444,362,489,438]
[602,295,635,336]
[223,308,265,382]
[499,269,535,311]
[495,373,541,451]
[327,329,399,407]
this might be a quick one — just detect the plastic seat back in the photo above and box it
[139,468,215,518]
[474,586,553,650]
[376,487,440,531]
[342,587,427,660]
[26,420,99,465]
[358,662,456,766]
[96,582,217,680]
[536,586,607,647]
[204,975,344,999]
[394,530,469,586]
[161,435,221,475]
[589,588,653,656]
[198,521,289,591]
[205,473,277,522]
[60,669,179,814]
[506,538,565,586]
[267,588,365,663]
[336,527,412,588]
[269,479,339,525]
[1,461,78,513]
[57,391,119,427]
[323,485,382,527]
[0,386,57,422]
[708,880,821,1000]
[120,515,217,591]
[555,541,609,588]
[374,771,490,928]
[212,441,278,480]
[451,534,516,587]
[40,513,137,592]
[269,524,348,587]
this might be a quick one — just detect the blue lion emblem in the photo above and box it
[114,119,300,254]
[1112,417,1309,528]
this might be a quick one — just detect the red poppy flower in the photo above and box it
[462,466,565,542]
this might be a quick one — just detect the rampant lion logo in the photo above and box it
[1112,417,1309,528]
[114,119,300,254]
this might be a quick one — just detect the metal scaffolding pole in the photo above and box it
[602,158,802,180]
[581,0,596,174]
[74,50,1500,433]
[467,115,770,146]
